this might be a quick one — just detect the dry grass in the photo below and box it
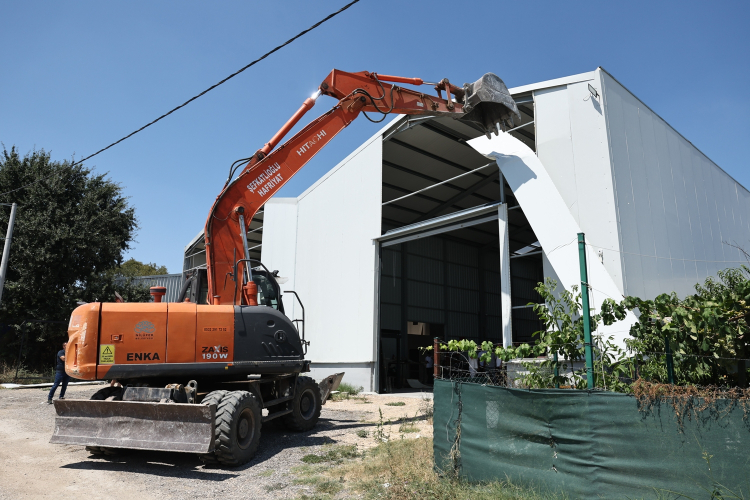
[633,379,750,427]
[0,362,54,384]
[295,437,564,500]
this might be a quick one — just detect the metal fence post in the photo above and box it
[578,233,595,389]
[0,202,18,308]
[433,337,440,379]
[664,334,675,384]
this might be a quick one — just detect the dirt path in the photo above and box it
[0,385,432,500]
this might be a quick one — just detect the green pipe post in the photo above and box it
[664,334,675,384]
[578,233,595,389]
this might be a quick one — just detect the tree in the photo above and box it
[117,258,168,277]
[0,147,140,370]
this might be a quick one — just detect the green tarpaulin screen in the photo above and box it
[433,380,749,499]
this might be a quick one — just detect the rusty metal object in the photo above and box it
[50,400,216,453]
[433,337,439,378]
[317,372,345,404]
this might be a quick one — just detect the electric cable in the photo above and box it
[0,0,361,199]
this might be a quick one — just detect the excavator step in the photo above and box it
[50,399,216,453]
[262,408,293,423]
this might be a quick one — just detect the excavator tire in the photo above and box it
[206,390,262,466]
[198,390,228,465]
[282,376,321,432]
[90,386,124,401]
[85,446,120,456]
[84,386,125,456]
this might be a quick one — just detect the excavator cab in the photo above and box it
[180,268,209,304]
[252,268,285,312]
[179,267,285,312]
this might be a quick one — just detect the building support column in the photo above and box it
[499,202,513,347]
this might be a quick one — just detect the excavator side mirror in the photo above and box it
[459,73,521,139]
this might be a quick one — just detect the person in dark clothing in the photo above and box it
[47,342,69,404]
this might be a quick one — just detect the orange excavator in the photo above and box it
[50,69,519,465]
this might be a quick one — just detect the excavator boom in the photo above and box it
[205,69,518,306]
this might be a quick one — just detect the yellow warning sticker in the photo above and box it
[99,344,115,364]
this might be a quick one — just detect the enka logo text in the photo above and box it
[134,320,155,334]
[202,345,229,360]
[126,352,161,361]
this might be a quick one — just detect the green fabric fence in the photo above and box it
[433,379,750,499]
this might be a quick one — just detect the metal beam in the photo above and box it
[383,204,504,238]
[415,170,500,222]
[510,250,543,259]
[513,127,535,142]
[380,214,500,247]
[382,182,446,206]
[382,116,434,142]
[419,122,473,146]
[383,163,495,207]
[518,105,534,118]
[381,216,529,248]
[383,160,495,203]
[498,205,512,348]
[388,138,498,182]
[384,204,528,233]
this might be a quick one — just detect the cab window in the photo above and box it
[252,273,281,311]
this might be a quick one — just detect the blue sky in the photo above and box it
[1,1,748,273]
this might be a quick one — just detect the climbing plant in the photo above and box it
[433,267,750,391]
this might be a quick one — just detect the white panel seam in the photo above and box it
[599,70,628,294]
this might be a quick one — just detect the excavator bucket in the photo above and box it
[318,372,345,404]
[50,400,215,453]
[460,73,522,138]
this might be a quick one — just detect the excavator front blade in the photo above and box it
[50,400,215,453]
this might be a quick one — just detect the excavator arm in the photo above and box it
[204,69,519,305]
[50,68,519,462]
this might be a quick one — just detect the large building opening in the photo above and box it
[376,95,543,392]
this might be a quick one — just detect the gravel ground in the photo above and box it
[0,384,432,500]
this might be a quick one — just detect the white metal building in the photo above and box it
[185,67,750,392]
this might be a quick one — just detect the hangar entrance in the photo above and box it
[376,103,542,392]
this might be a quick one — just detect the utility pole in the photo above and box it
[0,203,17,308]
[578,233,595,389]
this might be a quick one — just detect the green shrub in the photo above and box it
[338,382,363,395]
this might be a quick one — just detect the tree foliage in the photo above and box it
[117,258,168,277]
[621,266,750,387]
[0,147,146,369]
[435,269,750,390]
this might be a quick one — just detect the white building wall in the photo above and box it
[600,70,750,299]
[468,132,638,348]
[532,70,625,295]
[261,198,299,319]
[289,134,383,391]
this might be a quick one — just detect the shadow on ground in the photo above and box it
[59,411,382,477]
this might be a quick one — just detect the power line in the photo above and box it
[0,0,361,199]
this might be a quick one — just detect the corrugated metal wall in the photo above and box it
[510,258,544,343]
[380,237,507,343]
[602,71,750,299]
[114,274,183,302]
